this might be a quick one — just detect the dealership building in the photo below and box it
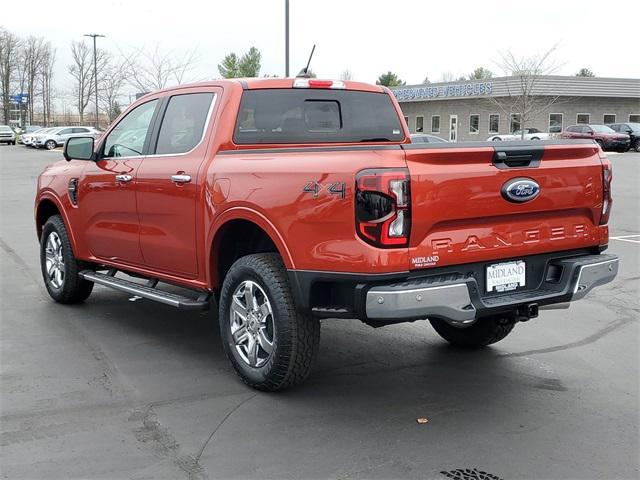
[392,76,640,142]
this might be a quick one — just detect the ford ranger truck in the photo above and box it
[35,78,618,391]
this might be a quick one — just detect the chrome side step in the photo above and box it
[79,270,210,310]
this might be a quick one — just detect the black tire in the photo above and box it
[218,253,320,391]
[595,139,604,150]
[429,315,515,348]
[45,139,57,150]
[634,141,640,153]
[491,137,502,141]
[40,215,94,304]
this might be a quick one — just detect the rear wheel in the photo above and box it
[430,315,515,348]
[218,253,320,391]
[40,215,94,303]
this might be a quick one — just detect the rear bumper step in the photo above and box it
[79,270,210,310]
[364,254,618,325]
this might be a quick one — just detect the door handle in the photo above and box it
[171,174,191,184]
[115,174,133,183]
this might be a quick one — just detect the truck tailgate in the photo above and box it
[404,142,606,270]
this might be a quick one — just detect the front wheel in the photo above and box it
[218,253,320,391]
[430,315,515,348]
[45,139,57,150]
[634,141,640,152]
[40,215,94,303]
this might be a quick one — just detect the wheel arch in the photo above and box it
[208,208,294,289]
[35,194,78,254]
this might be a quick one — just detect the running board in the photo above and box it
[79,270,210,310]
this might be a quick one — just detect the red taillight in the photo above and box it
[355,168,411,248]
[600,159,612,225]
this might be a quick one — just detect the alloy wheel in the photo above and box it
[44,231,65,289]
[229,280,275,368]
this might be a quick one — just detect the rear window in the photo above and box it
[233,89,404,144]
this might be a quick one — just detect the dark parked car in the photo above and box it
[608,123,640,152]
[410,133,449,144]
[561,124,630,152]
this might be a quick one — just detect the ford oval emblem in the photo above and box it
[502,178,540,203]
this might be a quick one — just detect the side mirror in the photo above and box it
[63,136,95,162]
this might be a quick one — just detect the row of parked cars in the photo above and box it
[0,124,101,149]
[488,124,639,152]
[21,126,101,149]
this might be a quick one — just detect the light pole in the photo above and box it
[84,33,105,129]
[285,0,289,77]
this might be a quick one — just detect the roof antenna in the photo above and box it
[297,44,316,78]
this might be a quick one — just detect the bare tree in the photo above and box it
[40,44,55,126]
[68,41,95,122]
[0,28,20,124]
[439,72,456,82]
[20,36,47,123]
[340,69,352,81]
[99,55,126,122]
[122,44,198,93]
[489,45,562,138]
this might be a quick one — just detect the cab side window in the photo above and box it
[102,99,158,158]
[154,93,214,155]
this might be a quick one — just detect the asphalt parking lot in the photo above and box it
[1,145,638,480]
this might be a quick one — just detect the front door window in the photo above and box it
[102,100,158,158]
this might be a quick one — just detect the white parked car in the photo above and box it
[487,128,551,142]
[32,126,100,150]
[0,125,16,145]
[20,127,47,146]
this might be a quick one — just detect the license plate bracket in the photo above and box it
[486,260,526,293]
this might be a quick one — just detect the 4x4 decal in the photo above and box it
[302,181,346,199]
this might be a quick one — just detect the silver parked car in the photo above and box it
[33,126,100,150]
[0,125,16,145]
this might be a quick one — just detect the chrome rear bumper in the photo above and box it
[365,254,619,325]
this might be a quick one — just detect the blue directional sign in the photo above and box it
[10,93,29,104]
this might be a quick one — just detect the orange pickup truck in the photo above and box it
[35,77,618,390]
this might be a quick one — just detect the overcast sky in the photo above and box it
[8,0,639,100]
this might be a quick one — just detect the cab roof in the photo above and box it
[155,78,387,94]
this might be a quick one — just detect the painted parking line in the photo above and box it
[611,235,640,244]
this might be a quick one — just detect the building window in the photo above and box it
[603,114,616,124]
[576,113,590,124]
[416,116,424,133]
[488,114,499,134]
[549,113,563,133]
[510,114,521,133]
[630,114,640,122]
[469,114,479,134]
[431,115,440,133]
